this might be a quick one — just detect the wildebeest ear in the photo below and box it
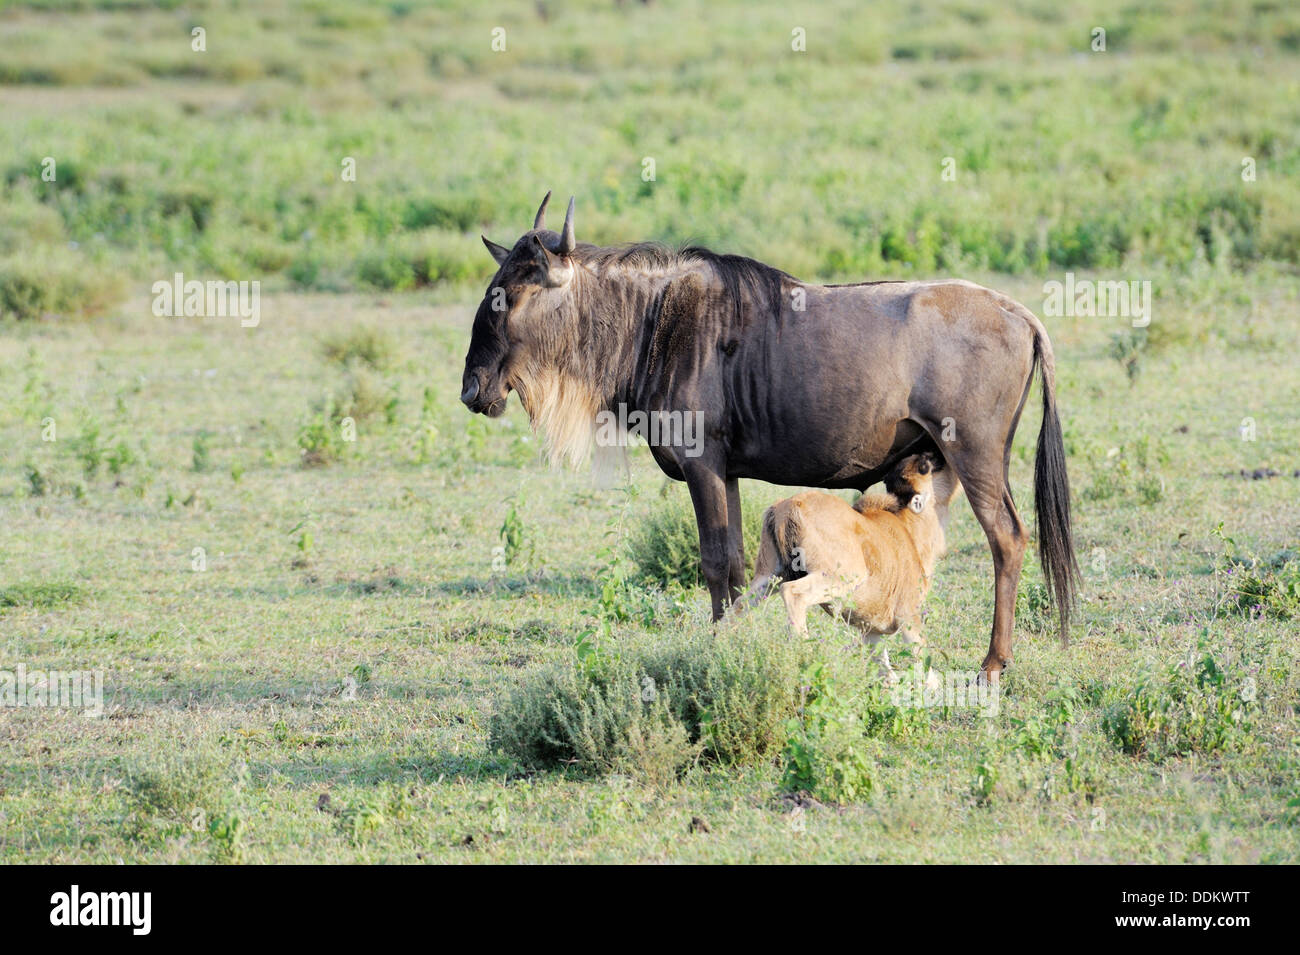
[482,236,510,266]
[532,234,574,288]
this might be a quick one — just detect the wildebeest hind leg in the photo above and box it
[930,441,1028,682]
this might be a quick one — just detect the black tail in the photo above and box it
[1033,341,1081,647]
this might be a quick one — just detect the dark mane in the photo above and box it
[573,240,792,326]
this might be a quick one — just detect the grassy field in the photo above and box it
[1,0,1299,863]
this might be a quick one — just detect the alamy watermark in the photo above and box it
[152,272,260,327]
[50,885,150,935]
[1042,272,1150,327]
[890,663,1001,717]
[1,664,104,716]
[594,404,704,458]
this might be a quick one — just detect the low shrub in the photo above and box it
[971,684,1107,805]
[321,326,396,370]
[1081,436,1168,504]
[121,753,247,862]
[1213,525,1300,621]
[298,398,346,468]
[781,662,879,804]
[626,487,764,587]
[297,368,398,467]
[489,622,806,784]
[355,247,416,291]
[1101,649,1257,760]
[1225,558,1300,621]
[0,250,123,321]
[1108,328,1148,383]
[1015,568,1053,634]
[780,652,933,805]
[0,580,84,610]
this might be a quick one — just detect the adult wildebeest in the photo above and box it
[460,193,1079,679]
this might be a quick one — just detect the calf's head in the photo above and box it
[884,453,941,513]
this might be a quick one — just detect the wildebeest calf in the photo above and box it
[738,453,959,681]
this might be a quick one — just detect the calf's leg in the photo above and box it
[733,574,777,615]
[780,571,841,636]
[897,625,942,691]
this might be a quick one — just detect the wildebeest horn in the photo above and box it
[556,196,575,255]
[533,191,552,231]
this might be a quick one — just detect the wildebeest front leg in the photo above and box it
[684,463,734,619]
[724,477,746,596]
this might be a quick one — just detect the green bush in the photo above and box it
[337,366,398,424]
[121,753,247,862]
[287,250,350,292]
[1081,437,1169,504]
[403,232,490,287]
[297,368,398,467]
[401,195,495,232]
[489,622,806,783]
[297,397,346,468]
[321,326,396,370]
[971,684,1107,805]
[1015,573,1053,634]
[969,738,1107,807]
[355,248,416,291]
[1108,328,1148,383]
[0,199,65,254]
[0,251,123,321]
[626,488,764,587]
[1101,650,1257,760]
[780,653,933,804]
[1226,558,1300,621]
[1213,525,1300,620]
[0,580,84,610]
[781,662,879,804]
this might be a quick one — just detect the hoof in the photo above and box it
[976,656,1007,687]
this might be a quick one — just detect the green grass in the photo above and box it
[0,579,84,609]
[2,271,1297,862]
[1,0,1299,313]
[0,0,1298,862]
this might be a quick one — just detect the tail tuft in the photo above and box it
[1033,341,1081,647]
